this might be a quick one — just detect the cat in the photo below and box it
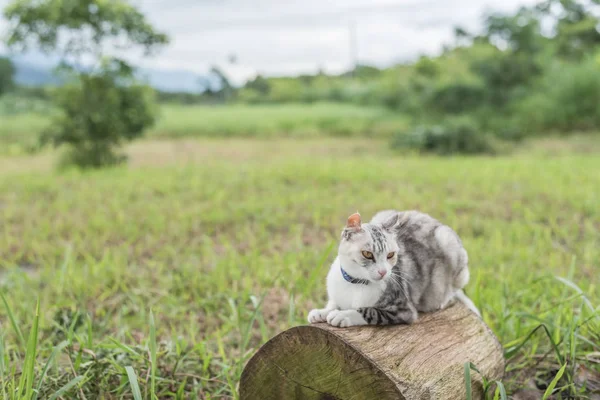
[308,210,479,327]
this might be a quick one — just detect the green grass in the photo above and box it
[149,102,409,139]
[0,112,52,154]
[0,102,409,155]
[0,138,598,398]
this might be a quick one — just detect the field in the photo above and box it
[0,102,410,155]
[0,132,598,399]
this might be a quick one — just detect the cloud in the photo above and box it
[134,0,540,82]
[1,0,541,82]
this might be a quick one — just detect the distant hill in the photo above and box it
[13,59,62,86]
[136,68,206,93]
[7,53,207,93]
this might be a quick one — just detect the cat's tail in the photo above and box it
[454,289,481,317]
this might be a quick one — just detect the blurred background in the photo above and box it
[1,0,600,156]
[0,0,599,399]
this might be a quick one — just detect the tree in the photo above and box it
[208,66,234,102]
[537,0,600,59]
[3,0,169,167]
[42,60,157,167]
[482,8,544,54]
[245,74,270,96]
[465,8,545,108]
[0,57,16,96]
[453,26,472,48]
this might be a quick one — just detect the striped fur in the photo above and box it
[308,210,479,327]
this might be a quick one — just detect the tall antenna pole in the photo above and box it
[349,20,358,77]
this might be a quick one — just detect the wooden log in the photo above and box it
[240,302,504,400]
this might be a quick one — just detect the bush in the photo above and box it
[427,81,486,114]
[0,57,15,96]
[515,58,600,133]
[42,62,157,168]
[392,118,497,155]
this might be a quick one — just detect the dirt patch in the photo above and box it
[0,263,39,285]
[261,287,292,330]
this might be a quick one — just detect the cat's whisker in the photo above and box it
[390,273,409,286]
[388,274,408,298]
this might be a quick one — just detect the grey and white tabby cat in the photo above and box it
[308,210,479,327]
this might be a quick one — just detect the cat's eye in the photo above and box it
[361,250,374,260]
[387,252,395,259]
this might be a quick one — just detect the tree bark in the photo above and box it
[240,302,504,400]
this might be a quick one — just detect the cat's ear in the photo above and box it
[342,212,362,239]
[346,212,362,231]
[382,213,399,231]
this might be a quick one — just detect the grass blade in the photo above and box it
[108,338,140,356]
[18,300,40,399]
[542,363,567,400]
[125,366,143,400]
[58,244,72,292]
[303,242,335,297]
[33,341,69,400]
[464,362,472,400]
[25,300,40,399]
[555,276,594,312]
[493,381,507,400]
[504,324,564,365]
[465,362,489,393]
[48,375,84,400]
[287,292,295,326]
[176,377,187,400]
[149,310,157,400]
[86,314,93,349]
[0,292,25,349]
[0,336,6,400]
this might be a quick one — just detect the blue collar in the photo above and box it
[340,265,370,285]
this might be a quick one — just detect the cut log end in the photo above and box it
[240,303,504,400]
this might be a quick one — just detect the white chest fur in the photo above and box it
[326,258,386,310]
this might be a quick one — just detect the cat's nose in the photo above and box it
[378,269,387,277]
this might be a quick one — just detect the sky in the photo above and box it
[0,0,541,84]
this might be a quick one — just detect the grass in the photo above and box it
[0,112,53,154]
[150,103,409,139]
[0,102,409,155]
[0,138,598,398]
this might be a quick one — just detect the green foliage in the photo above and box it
[202,66,234,102]
[0,57,16,96]
[427,81,486,114]
[352,64,382,80]
[482,8,544,54]
[3,0,600,155]
[517,57,600,133]
[414,56,440,78]
[267,78,306,103]
[3,0,168,168]
[3,0,168,54]
[245,74,271,96]
[43,63,156,168]
[537,0,600,60]
[471,51,542,107]
[0,91,53,116]
[201,0,600,143]
[392,118,498,155]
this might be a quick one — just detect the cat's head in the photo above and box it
[338,212,399,283]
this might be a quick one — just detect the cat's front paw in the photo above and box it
[307,308,333,323]
[326,310,367,328]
